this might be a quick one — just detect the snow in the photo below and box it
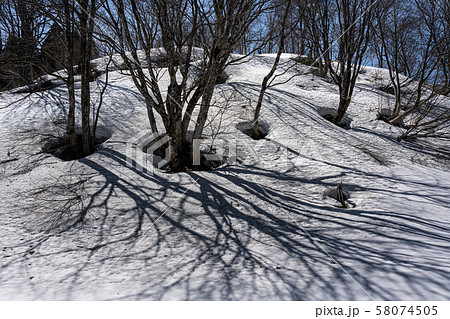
[0,54,449,300]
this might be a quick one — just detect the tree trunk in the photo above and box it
[391,81,402,118]
[169,121,189,171]
[253,0,291,138]
[64,0,79,155]
[145,96,159,133]
[333,84,352,124]
[79,0,94,156]
[192,75,217,141]
[252,74,271,138]
[66,70,78,155]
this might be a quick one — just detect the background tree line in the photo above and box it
[0,0,448,168]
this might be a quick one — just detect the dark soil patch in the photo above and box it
[291,55,320,68]
[324,185,357,208]
[142,138,226,173]
[89,69,103,82]
[325,187,350,201]
[317,107,352,129]
[379,85,395,95]
[188,151,226,172]
[322,113,350,129]
[215,71,229,85]
[377,112,392,124]
[242,128,268,140]
[376,108,392,123]
[378,85,413,96]
[236,121,269,140]
[376,110,411,129]
[166,150,226,173]
[42,134,109,161]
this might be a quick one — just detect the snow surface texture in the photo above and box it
[0,54,449,300]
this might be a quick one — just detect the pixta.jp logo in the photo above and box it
[126,130,325,175]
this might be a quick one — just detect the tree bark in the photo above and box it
[333,95,351,124]
[64,0,79,155]
[79,0,94,156]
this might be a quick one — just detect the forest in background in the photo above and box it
[0,0,448,170]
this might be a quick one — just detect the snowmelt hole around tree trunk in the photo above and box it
[42,127,111,161]
[317,107,353,130]
[139,136,227,173]
[236,121,269,140]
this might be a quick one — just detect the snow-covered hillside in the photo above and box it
[0,54,449,300]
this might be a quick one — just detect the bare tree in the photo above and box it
[37,0,105,157]
[374,0,449,140]
[103,0,269,171]
[373,0,410,119]
[62,0,79,155]
[306,0,333,77]
[327,0,376,124]
[397,0,449,140]
[306,0,376,123]
[252,0,294,138]
[0,0,48,90]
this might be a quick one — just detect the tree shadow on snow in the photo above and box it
[2,78,450,300]
[3,144,450,300]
